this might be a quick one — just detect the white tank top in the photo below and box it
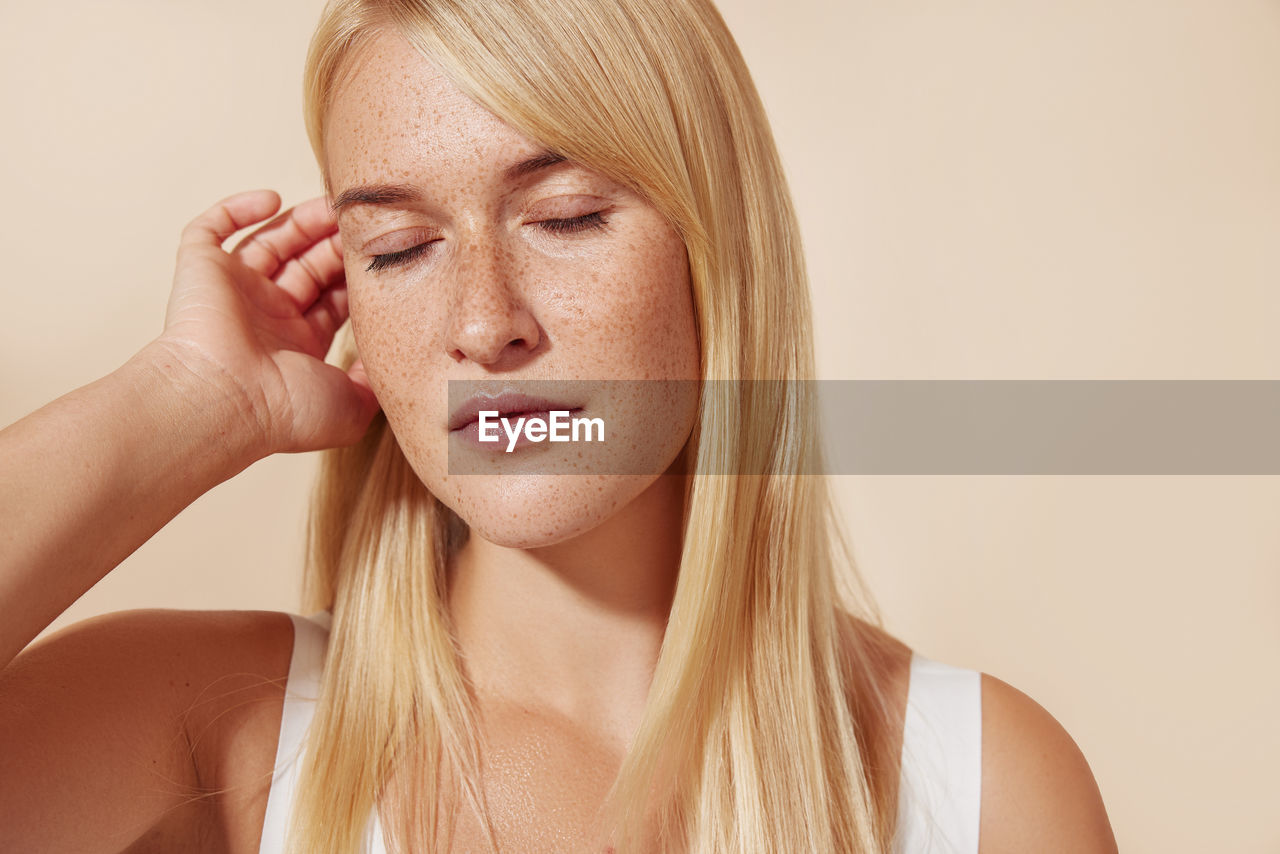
[258,611,981,854]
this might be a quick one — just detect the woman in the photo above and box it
[0,0,1117,852]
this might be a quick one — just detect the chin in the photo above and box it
[433,472,662,550]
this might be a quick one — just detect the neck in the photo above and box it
[445,473,687,744]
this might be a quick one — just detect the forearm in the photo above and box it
[0,342,263,667]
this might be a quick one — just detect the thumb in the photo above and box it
[348,357,372,393]
[345,358,380,425]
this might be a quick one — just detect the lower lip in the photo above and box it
[450,408,585,451]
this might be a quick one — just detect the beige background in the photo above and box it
[3,1,1277,851]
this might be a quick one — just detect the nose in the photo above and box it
[444,235,541,367]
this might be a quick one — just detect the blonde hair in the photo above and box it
[294,1,899,852]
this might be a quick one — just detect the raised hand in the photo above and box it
[154,189,379,457]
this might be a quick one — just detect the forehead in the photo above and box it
[323,29,539,194]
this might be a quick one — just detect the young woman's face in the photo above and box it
[325,30,700,548]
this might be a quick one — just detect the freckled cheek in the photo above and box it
[346,282,445,421]
[561,244,697,378]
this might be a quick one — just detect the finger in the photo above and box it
[342,358,381,434]
[231,196,338,279]
[179,190,282,250]
[346,359,378,406]
[329,362,382,446]
[274,230,345,309]
[273,354,380,451]
[303,284,350,349]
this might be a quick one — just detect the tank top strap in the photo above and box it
[256,611,387,854]
[257,610,332,854]
[893,652,983,854]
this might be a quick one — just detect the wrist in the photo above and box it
[123,341,271,477]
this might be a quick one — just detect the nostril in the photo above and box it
[444,309,541,365]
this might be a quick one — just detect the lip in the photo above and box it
[448,390,584,432]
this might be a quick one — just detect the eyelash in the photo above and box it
[365,211,611,273]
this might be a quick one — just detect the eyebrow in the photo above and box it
[330,149,569,216]
[503,149,567,181]
[330,183,421,215]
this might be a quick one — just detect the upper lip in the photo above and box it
[448,391,584,432]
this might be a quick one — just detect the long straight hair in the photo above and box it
[293,1,899,851]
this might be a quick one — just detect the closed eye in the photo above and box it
[365,211,610,273]
[366,240,437,272]
[539,210,610,234]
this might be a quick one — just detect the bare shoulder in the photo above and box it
[979,672,1118,854]
[18,606,293,666]
[0,608,295,854]
[9,607,295,724]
